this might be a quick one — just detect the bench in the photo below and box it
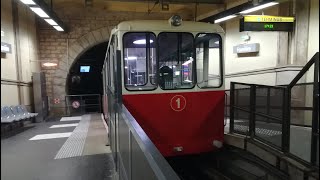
[1,105,38,134]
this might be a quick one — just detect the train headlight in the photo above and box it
[169,15,182,26]
[213,140,223,148]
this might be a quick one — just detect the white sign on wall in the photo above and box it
[233,43,260,54]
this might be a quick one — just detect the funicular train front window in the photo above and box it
[123,32,157,90]
[195,33,222,88]
[158,32,195,90]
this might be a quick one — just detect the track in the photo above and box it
[166,150,231,180]
[165,147,289,180]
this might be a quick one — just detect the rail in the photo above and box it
[228,52,319,167]
[65,94,101,116]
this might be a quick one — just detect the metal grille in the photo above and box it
[230,82,286,149]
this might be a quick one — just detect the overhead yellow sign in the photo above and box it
[244,15,295,23]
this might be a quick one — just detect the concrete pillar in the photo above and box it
[292,0,310,65]
[277,1,291,66]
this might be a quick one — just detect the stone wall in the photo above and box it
[38,7,193,115]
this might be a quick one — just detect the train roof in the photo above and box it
[113,20,225,34]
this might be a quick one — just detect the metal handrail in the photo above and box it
[228,52,319,167]
[120,104,181,180]
[289,52,319,88]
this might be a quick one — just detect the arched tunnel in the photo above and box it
[65,41,108,113]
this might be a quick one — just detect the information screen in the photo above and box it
[240,15,295,32]
[80,66,90,72]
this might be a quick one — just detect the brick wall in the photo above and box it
[38,7,193,115]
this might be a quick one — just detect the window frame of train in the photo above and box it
[157,32,196,90]
[195,33,223,89]
[122,32,157,91]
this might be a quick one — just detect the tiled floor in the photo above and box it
[1,113,114,180]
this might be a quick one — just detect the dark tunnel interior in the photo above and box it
[66,41,108,95]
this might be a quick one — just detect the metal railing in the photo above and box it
[65,94,101,116]
[287,52,319,166]
[228,52,319,167]
[229,83,286,150]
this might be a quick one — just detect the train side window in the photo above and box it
[106,48,111,87]
[195,33,222,88]
[110,39,115,91]
[158,32,195,90]
[123,32,157,91]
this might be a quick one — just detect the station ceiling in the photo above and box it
[47,0,242,17]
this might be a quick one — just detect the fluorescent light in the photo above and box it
[30,7,49,18]
[198,34,206,38]
[214,15,237,23]
[42,62,57,67]
[215,41,219,44]
[19,0,36,5]
[133,39,154,45]
[240,2,279,14]
[53,26,64,31]
[125,56,137,60]
[125,66,128,69]
[44,19,58,26]
[182,57,194,66]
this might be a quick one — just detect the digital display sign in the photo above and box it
[80,66,90,72]
[240,15,295,32]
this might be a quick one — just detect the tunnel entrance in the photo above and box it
[66,41,108,114]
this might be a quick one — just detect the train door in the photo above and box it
[107,35,117,165]
[107,34,122,170]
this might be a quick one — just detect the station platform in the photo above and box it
[1,114,114,180]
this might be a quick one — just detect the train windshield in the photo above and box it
[158,32,195,90]
[195,33,222,88]
[123,32,157,90]
[122,32,222,91]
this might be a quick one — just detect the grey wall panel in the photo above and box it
[118,115,130,177]
[32,72,48,122]
[118,154,129,180]
[130,133,158,180]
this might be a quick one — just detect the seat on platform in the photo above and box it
[10,106,29,121]
[16,105,32,118]
[19,105,38,117]
[1,106,18,123]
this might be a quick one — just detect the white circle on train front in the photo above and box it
[170,95,187,112]
[72,101,80,109]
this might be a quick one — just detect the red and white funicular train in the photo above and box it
[102,16,225,157]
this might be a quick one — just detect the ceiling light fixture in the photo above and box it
[44,19,58,26]
[42,62,58,67]
[214,15,237,23]
[53,26,64,31]
[19,0,67,32]
[240,2,279,14]
[133,39,154,45]
[19,0,36,5]
[30,7,49,18]
[125,56,138,60]
[182,57,194,66]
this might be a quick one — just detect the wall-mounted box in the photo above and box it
[1,42,12,53]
